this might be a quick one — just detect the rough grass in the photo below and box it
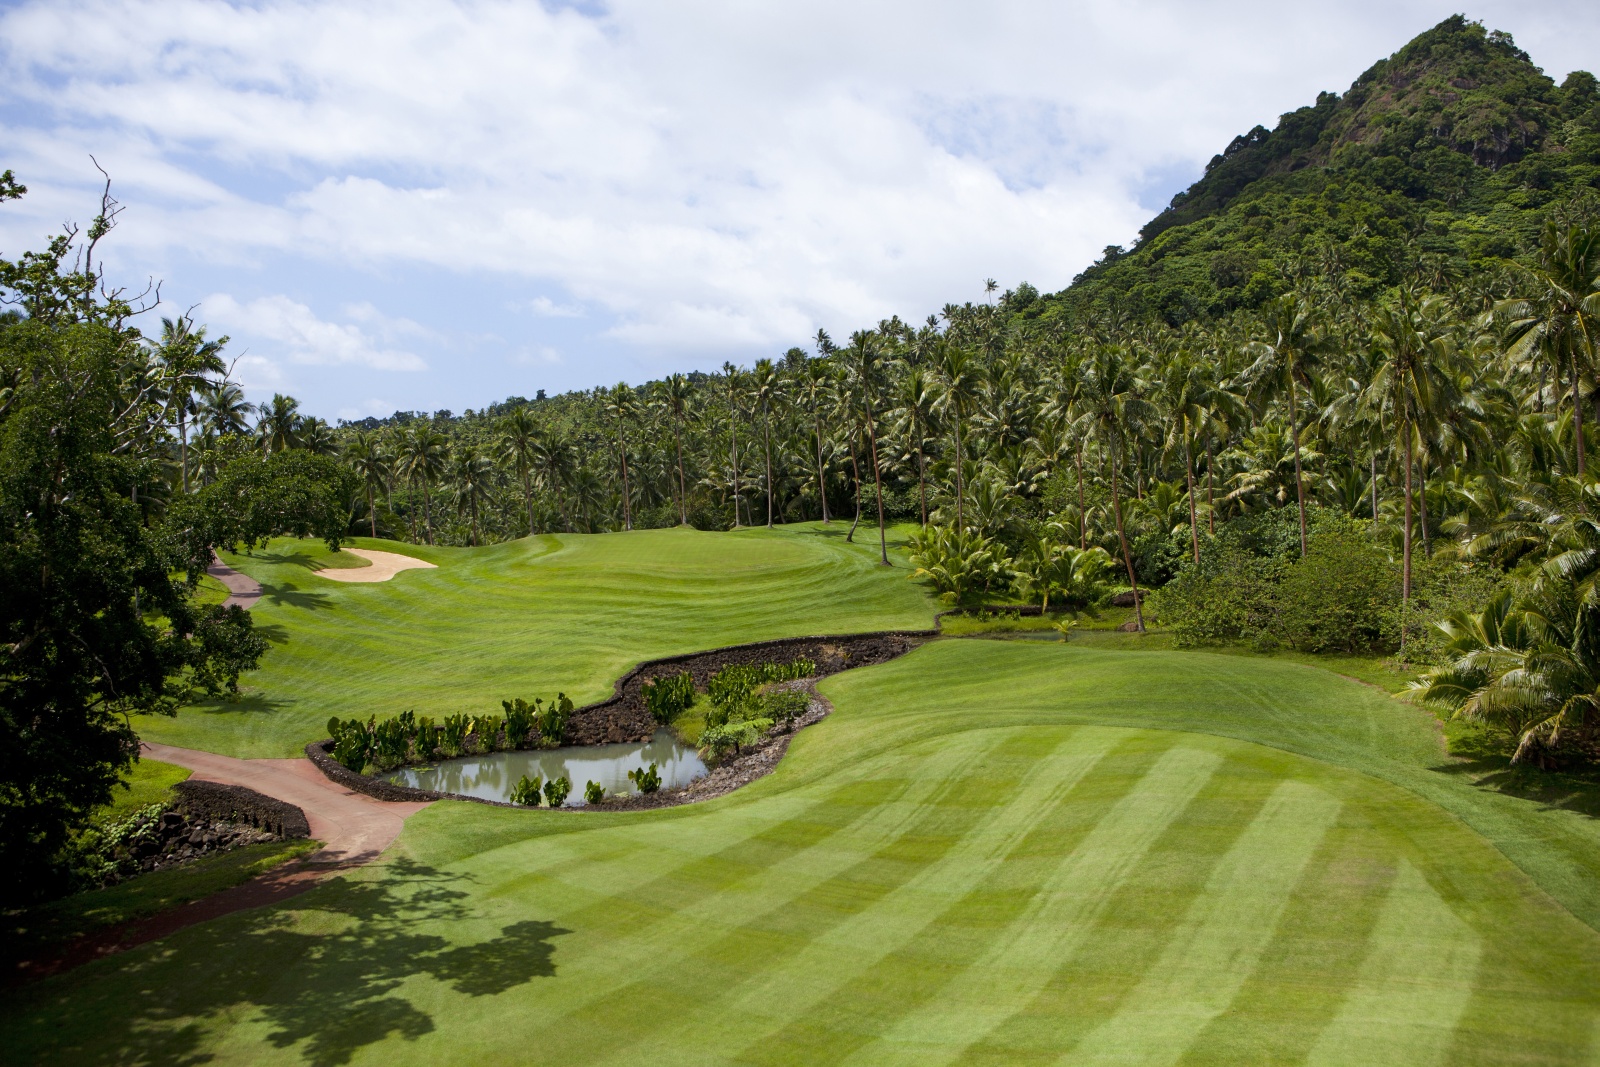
[136,524,935,758]
[3,839,319,968]
[94,758,190,825]
[16,640,1600,1065]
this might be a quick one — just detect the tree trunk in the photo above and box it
[1574,350,1587,479]
[813,407,830,524]
[178,411,189,495]
[916,444,928,526]
[1206,439,1216,534]
[368,486,377,539]
[847,435,862,542]
[1370,450,1379,528]
[674,421,687,525]
[1418,455,1430,558]
[953,417,966,532]
[1109,434,1145,632]
[1289,375,1308,557]
[1401,430,1413,660]
[865,399,889,565]
[729,395,741,528]
[1183,426,1200,564]
[522,469,535,536]
[764,411,774,528]
[423,481,434,545]
[619,436,632,531]
[1076,445,1087,550]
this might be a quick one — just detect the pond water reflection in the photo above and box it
[384,731,707,805]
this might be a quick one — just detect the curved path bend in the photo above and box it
[207,554,262,609]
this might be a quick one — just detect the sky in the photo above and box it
[0,1,1596,422]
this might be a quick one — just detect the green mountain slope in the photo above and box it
[1043,15,1600,325]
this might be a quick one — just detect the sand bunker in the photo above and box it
[318,548,437,583]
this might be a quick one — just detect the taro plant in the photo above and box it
[537,693,574,746]
[440,714,471,757]
[501,698,537,747]
[328,717,372,772]
[706,659,815,712]
[643,671,695,723]
[543,775,572,807]
[584,779,606,805]
[509,774,543,807]
[627,763,662,794]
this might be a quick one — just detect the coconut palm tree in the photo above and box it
[888,362,937,525]
[933,340,983,533]
[399,425,448,544]
[603,383,640,531]
[449,444,496,546]
[844,332,891,564]
[198,379,254,438]
[721,362,746,526]
[343,431,391,538]
[256,394,301,454]
[154,315,228,494]
[657,373,693,525]
[804,336,835,523]
[1240,291,1327,556]
[497,406,541,536]
[1071,343,1155,631]
[298,417,338,456]
[1496,221,1600,478]
[751,357,780,527]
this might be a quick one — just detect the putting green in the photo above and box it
[17,641,1600,1065]
[136,524,934,758]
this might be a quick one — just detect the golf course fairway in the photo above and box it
[135,525,935,758]
[14,634,1600,1065]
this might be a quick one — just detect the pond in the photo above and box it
[383,730,707,806]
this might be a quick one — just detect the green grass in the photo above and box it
[136,525,935,758]
[15,639,1600,1064]
[3,839,320,968]
[93,758,191,825]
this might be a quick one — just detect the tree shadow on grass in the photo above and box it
[1431,730,1600,819]
[19,860,568,1067]
[180,692,294,718]
[259,584,335,612]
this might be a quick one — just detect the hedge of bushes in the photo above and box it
[327,694,575,774]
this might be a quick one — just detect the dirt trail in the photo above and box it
[207,554,262,609]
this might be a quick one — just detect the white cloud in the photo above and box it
[203,293,427,373]
[1,0,1596,411]
[512,345,563,366]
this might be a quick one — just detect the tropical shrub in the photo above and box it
[761,688,809,724]
[543,775,572,807]
[509,774,543,806]
[1011,536,1113,611]
[627,763,662,793]
[440,714,471,757]
[1148,545,1282,646]
[908,524,1011,603]
[501,698,538,747]
[701,717,774,759]
[584,779,606,805]
[643,671,695,722]
[1275,529,1399,652]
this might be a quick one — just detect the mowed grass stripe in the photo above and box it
[481,731,1019,1063]
[611,732,1120,1067]
[845,744,1224,1066]
[1303,860,1481,1067]
[1064,780,1343,1067]
[495,733,1008,1017]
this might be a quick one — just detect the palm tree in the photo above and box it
[658,373,693,525]
[399,425,448,544]
[1155,339,1229,563]
[889,362,937,525]
[603,383,639,531]
[449,445,496,546]
[256,394,301,454]
[933,341,982,532]
[806,332,836,522]
[721,362,746,526]
[343,431,391,538]
[1496,221,1600,478]
[1241,292,1326,556]
[845,332,891,564]
[1360,290,1458,654]
[1072,344,1154,631]
[154,315,228,494]
[298,417,338,456]
[752,357,780,527]
[497,407,541,537]
[198,380,254,438]
[534,433,576,531]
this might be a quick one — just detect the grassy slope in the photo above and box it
[135,524,935,758]
[14,640,1600,1065]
